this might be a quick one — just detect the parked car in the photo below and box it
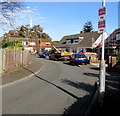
[39,51,49,58]
[69,53,89,65]
[80,52,98,60]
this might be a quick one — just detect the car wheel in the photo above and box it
[72,61,75,66]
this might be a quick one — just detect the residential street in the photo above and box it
[0,1,119,116]
[2,55,99,114]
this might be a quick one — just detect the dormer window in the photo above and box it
[66,40,71,44]
[73,39,79,44]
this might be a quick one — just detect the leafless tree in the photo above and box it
[0,0,24,29]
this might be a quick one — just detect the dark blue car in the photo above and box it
[39,51,49,58]
[69,53,89,65]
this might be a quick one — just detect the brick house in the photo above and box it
[28,38,41,52]
[105,28,120,56]
[28,38,52,52]
[40,39,52,51]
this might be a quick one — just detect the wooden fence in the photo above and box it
[0,49,30,73]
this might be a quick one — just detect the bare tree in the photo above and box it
[0,0,24,29]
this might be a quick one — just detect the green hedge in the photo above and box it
[1,40,24,49]
[117,56,120,64]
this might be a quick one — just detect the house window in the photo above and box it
[46,43,50,45]
[73,39,79,44]
[29,42,35,45]
[72,48,77,53]
[79,48,83,52]
[22,41,26,45]
[116,34,120,40]
[66,48,70,52]
[66,40,71,44]
[26,42,28,45]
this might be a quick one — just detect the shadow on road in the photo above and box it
[22,67,79,100]
[83,72,99,78]
[61,79,97,115]
[61,79,94,94]
[90,67,99,71]
[62,93,94,116]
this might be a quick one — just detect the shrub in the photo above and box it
[117,57,120,64]
[1,40,24,49]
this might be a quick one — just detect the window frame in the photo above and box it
[66,40,71,44]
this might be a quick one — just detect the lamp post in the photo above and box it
[102,0,106,7]
[98,0,106,104]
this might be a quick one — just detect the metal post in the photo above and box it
[99,0,106,104]
[102,0,106,7]
[99,32,106,102]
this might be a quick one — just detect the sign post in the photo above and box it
[98,7,106,33]
[98,0,106,104]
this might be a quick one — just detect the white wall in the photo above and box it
[92,32,109,48]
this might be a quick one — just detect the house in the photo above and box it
[56,31,108,53]
[40,39,52,51]
[28,38,41,52]
[7,37,52,52]
[28,38,52,52]
[105,28,120,56]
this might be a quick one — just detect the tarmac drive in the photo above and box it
[2,55,99,115]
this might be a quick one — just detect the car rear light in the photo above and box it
[74,58,78,60]
[86,57,88,60]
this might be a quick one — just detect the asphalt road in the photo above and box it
[2,55,99,114]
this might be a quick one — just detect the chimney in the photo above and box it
[80,30,85,34]
[82,30,84,33]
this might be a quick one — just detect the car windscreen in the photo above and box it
[44,52,49,55]
[74,54,86,58]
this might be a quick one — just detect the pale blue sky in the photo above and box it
[118,1,120,27]
[1,2,118,41]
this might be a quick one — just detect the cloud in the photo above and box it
[38,17,46,20]
[25,9,34,13]
[23,6,37,15]
[26,6,30,9]
[38,16,47,23]
[6,12,16,16]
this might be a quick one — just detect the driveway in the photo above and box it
[2,56,99,114]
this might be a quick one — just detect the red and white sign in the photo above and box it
[98,7,106,16]
[98,27,106,33]
[99,15,106,21]
[98,21,105,28]
[98,7,106,33]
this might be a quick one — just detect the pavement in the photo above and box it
[1,55,43,86]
